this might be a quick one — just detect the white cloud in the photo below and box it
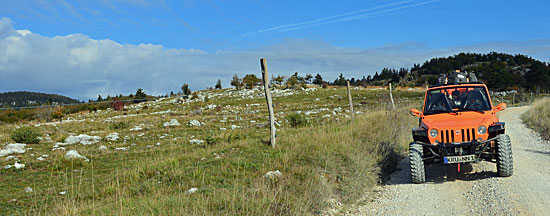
[0,17,549,100]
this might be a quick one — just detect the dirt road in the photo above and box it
[352,106,550,215]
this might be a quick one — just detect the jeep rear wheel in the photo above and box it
[496,134,513,177]
[409,142,426,183]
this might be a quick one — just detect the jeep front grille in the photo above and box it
[440,128,476,143]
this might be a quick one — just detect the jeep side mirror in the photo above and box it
[410,108,422,117]
[494,103,506,112]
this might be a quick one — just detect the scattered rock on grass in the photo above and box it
[163,119,180,127]
[65,150,89,162]
[115,147,129,151]
[55,134,101,147]
[188,120,202,127]
[105,132,119,141]
[4,161,25,169]
[130,124,145,131]
[52,147,65,151]
[264,170,282,180]
[187,187,198,194]
[24,187,33,193]
[0,143,26,157]
[189,139,204,144]
[36,155,49,161]
[4,155,17,161]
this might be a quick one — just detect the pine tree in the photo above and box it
[333,73,347,86]
[231,74,243,90]
[181,84,191,95]
[135,88,147,99]
[242,74,261,89]
[305,74,313,84]
[215,79,222,89]
[313,74,323,85]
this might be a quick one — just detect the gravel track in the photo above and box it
[351,106,550,216]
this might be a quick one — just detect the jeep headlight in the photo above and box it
[429,129,438,138]
[478,126,487,135]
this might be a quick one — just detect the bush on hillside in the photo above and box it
[287,113,309,128]
[110,121,130,130]
[11,127,42,144]
[522,98,550,140]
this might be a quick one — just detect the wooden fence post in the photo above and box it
[260,58,276,148]
[512,92,515,104]
[389,83,396,109]
[346,81,355,120]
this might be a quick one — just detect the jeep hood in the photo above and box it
[422,112,497,129]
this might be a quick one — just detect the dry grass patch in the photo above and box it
[522,97,550,140]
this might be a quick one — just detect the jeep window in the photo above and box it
[424,86,491,115]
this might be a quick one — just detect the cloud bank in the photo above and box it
[0,17,549,100]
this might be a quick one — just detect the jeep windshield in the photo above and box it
[423,86,491,115]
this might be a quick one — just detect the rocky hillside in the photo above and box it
[0,86,421,215]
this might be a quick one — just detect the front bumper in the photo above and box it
[415,136,498,163]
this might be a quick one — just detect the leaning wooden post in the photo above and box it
[346,81,355,120]
[389,83,396,109]
[260,58,276,148]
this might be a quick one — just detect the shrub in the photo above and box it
[522,98,550,140]
[51,106,64,119]
[11,127,42,144]
[226,133,242,143]
[206,135,219,145]
[287,113,309,128]
[110,121,130,130]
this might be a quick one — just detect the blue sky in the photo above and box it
[1,0,550,100]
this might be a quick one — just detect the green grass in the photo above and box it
[522,97,550,140]
[0,87,421,215]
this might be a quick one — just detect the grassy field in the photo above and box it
[0,86,423,215]
[522,97,550,140]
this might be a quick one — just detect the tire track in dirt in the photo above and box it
[351,106,550,216]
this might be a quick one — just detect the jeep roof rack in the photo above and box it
[432,70,480,87]
[430,81,485,88]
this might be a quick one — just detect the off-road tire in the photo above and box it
[496,134,513,177]
[409,142,426,183]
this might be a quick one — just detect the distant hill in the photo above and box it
[346,52,550,92]
[0,91,80,108]
[410,52,550,91]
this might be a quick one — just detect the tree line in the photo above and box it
[224,52,550,92]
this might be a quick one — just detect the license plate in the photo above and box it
[443,155,476,164]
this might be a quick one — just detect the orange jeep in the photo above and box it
[409,73,513,183]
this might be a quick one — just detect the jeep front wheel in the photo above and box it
[496,134,513,177]
[409,142,426,183]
